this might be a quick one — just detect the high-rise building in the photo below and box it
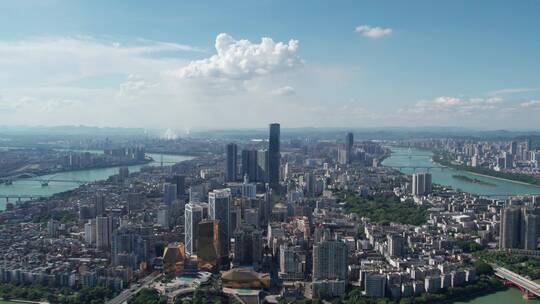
[163,183,178,205]
[312,236,348,298]
[500,206,539,250]
[338,147,349,165]
[387,234,404,257]
[500,206,521,249]
[503,152,514,169]
[209,188,232,263]
[241,179,257,199]
[522,211,539,250]
[197,220,220,270]
[185,202,204,255]
[232,227,263,268]
[111,227,148,268]
[241,149,258,182]
[279,244,306,280]
[189,184,206,203]
[226,143,238,182]
[257,149,269,182]
[118,166,129,182]
[346,132,354,163]
[411,172,432,196]
[166,175,186,198]
[268,123,281,190]
[47,219,59,238]
[510,141,518,155]
[96,216,113,251]
[157,206,170,228]
[94,194,106,217]
[84,219,96,244]
[305,172,316,197]
[127,192,143,213]
[363,273,387,298]
[313,238,348,281]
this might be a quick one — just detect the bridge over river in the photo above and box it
[494,266,540,298]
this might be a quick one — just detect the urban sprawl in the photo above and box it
[1,125,540,304]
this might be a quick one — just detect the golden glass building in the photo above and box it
[197,220,220,271]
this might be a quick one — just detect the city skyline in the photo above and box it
[0,1,539,130]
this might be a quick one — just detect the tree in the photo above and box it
[474,261,493,276]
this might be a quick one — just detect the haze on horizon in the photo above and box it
[0,1,539,130]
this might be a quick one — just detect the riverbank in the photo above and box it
[0,153,194,211]
[1,299,48,304]
[433,151,540,188]
[0,158,153,181]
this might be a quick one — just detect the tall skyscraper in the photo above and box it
[226,143,238,182]
[157,206,170,228]
[499,206,539,250]
[209,188,232,262]
[268,123,281,190]
[94,194,105,217]
[510,141,518,155]
[503,152,514,169]
[241,149,258,182]
[411,172,432,196]
[500,206,522,249]
[522,210,539,250]
[257,149,269,182]
[185,202,204,255]
[166,175,186,198]
[197,220,220,270]
[84,219,96,245]
[305,172,316,197]
[346,132,354,163]
[96,216,113,251]
[163,183,178,205]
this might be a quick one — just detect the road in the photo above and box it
[166,287,196,304]
[107,272,161,304]
[493,266,540,298]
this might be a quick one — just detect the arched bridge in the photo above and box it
[494,266,540,298]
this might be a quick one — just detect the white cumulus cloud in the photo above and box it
[177,33,302,80]
[355,25,393,38]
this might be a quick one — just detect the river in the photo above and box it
[382,147,540,197]
[0,152,193,210]
[383,146,540,304]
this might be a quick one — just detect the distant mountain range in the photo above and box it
[1,125,539,140]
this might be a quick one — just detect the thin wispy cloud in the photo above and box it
[402,96,504,117]
[271,86,296,96]
[521,100,540,108]
[355,25,393,38]
[488,88,537,95]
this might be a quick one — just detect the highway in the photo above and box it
[107,272,161,304]
[493,266,540,298]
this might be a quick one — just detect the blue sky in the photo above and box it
[0,0,539,131]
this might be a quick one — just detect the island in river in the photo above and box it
[452,174,497,187]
